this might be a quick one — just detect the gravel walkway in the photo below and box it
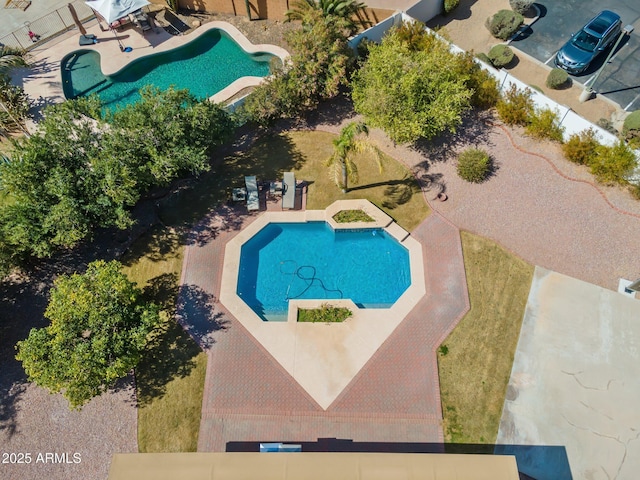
[307,106,640,290]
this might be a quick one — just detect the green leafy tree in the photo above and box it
[16,260,161,409]
[351,24,473,144]
[243,10,353,125]
[0,87,234,269]
[286,0,368,33]
[326,121,383,192]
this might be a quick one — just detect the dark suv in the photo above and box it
[554,10,622,74]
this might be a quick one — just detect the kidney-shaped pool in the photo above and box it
[237,221,411,321]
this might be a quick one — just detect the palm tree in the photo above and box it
[285,0,369,32]
[326,121,383,193]
[0,47,30,138]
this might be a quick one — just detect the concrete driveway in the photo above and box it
[496,267,640,480]
[511,0,640,110]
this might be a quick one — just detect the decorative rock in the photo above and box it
[192,20,201,28]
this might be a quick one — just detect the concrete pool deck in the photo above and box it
[178,200,470,449]
[218,201,426,410]
[11,19,288,112]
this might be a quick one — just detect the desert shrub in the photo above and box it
[561,128,600,165]
[590,141,637,185]
[457,148,492,183]
[486,10,524,40]
[629,183,640,200]
[509,0,533,14]
[488,44,514,68]
[496,84,534,126]
[476,52,492,65]
[546,68,569,89]
[623,111,640,147]
[444,0,460,14]
[525,107,565,142]
[457,51,500,109]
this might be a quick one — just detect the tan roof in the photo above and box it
[108,452,519,480]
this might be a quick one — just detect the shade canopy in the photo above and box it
[85,0,149,24]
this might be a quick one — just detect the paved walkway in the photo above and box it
[179,201,469,450]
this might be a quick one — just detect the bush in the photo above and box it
[457,148,493,183]
[488,44,514,68]
[526,107,565,142]
[623,111,640,146]
[486,10,524,40]
[629,183,640,200]
[590,141,637,185]
[561,128,600,165]
[458,51,500,109]
[496,84,534,126]
[444,0,460,14]
[509,0,533,14]
[476,52,492,65]
[546,68,569,89]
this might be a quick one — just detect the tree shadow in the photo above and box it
[412,109,495,166]
[175,283,229,351]
[136,283,226,405]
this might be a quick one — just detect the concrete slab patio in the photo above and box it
[496,267,640,480]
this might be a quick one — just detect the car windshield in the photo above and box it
[572,30,599,52]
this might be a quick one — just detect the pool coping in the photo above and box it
[219,200,426,410]
[19,19,289,110]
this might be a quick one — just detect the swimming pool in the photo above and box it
[237,222,411,321]
[60,28,275,111]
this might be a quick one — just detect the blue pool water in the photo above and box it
[60,29,274,111]
[237,222,411,322]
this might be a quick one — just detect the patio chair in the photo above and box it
[245,175,259,211]
[282,172,296,210]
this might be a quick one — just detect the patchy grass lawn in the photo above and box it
[438,231,533,446]
[159,130,429,232]
[119,128,429,451]
[121,226,207,452]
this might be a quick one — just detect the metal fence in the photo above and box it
[0,0,95,50]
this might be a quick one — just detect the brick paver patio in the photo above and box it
[179,200,469,451]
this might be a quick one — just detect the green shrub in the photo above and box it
[629,183,640,200]
[444,0,460,14]
[590,141,637,185]
[525,107,565,142]
[488,44,514,68]
[509,0,533,14]
[468,66,500,109]
[485,10,524,40]
[561,128,600,165]
[457,148,493,183]
[496,84,534,126]
[623,111,640,147]
[298,304,353,323]
[476,52,492,65]
[546,68,569,89]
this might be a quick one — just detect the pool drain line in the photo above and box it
[280,261,343,301]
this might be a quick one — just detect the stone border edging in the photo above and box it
[493,122,640,221]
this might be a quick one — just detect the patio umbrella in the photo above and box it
[84,0,149,24]
[68,3,87,36]
[85,0,149,51]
